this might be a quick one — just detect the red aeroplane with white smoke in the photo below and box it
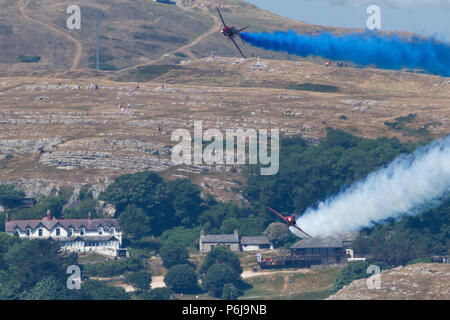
[268,207,313,238]
[217,8,249,58]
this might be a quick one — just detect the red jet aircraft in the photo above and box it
[268,207,313,238]
[217,8,249,58]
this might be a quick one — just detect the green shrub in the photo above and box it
[124,271,151,290]
[17,55,41,63]
[164,264,198,293]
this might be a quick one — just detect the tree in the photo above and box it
[204,263,239,297]
[166,179,203,227]
[264,222,296,247]
[200,246,242,275]
[222,283,239,300]
[0,270,21,300]
[244,129,415,219]
[82,257,142,277]
[79,280,130,300]
[124,271,151,290]
[9,192,71,220]
[79,185,94,201]
[352,197,450,265]
[21,276,71,300]
[99,171,173,235]
[139,288,174,300]
[164,264,198,293]
[119,204,151,239]
[4,239,76,290]
[0,184,25,209]
[99,171,169,213]
[64,198,99,219]
[159,226,201,248]
[159,242,189,268]
[200,202,247,234]
[332,261,371,293]
[0,233,19,268]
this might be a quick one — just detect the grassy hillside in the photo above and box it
[0,0,336,75]
[240,267,342,300]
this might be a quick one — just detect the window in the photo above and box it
[98,227,103,235]
[56,228,60,236]
[14,228,20,236]
[26,228,31,236]
[110,227,115,234]
[38,229,43,237]
[68,228,73,237]
[80,227,85,236]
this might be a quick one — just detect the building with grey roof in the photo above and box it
[199,230,273,254]
[289,231,359,266]
[5,210,126,258]
[241,236,273,251]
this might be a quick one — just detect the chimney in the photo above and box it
[46,210,51,220]
[234,229,239,238]
[88,212,92,220]
[200,229,205,237]
[5,213,8,222]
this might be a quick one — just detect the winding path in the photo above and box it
[120,10,221,72]
[19,0,83,70]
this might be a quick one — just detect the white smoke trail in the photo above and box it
[296,135,450,238]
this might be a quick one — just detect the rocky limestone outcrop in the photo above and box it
[0,137,61,154]
[328,263,450,300]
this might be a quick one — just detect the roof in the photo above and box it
[291,231,359,249]
[49,236,120,242]
[200,234,239,243]
[240,236,271,245]
[5,216,120,233]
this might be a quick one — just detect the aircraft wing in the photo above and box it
[217,8,227,27]
[230,36,246,58]
[268,207,289,223]
[293,224,313,238]
[238,26,249,32]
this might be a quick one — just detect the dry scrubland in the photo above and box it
[0,57,449,201]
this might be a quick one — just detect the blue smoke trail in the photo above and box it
[240,30,450,77]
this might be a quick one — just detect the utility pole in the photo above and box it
[94,11,104,70]
[49,40,60,70]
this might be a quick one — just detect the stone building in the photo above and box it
[199,229,273,254]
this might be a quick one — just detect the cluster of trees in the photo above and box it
[0,186,95,232]
[0,233,130,300]
[199,246,242,298]
[99,172,204,238]
[160,245,242,299]
[99,172,267,243]
[82,257,142,277]
[244,129,417,222]
[0,184,25,209]
[352,198,450,265]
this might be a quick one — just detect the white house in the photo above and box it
[5,210,126,258]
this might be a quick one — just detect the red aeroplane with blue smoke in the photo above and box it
[217,8,249,58]
[216,6,450,77]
